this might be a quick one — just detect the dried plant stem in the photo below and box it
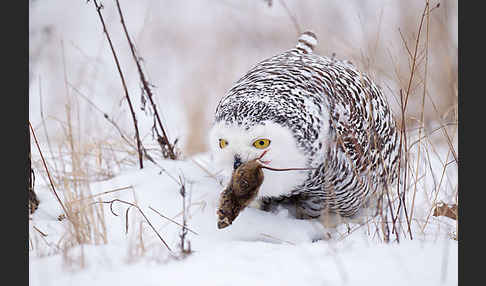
[260,233,296,245]
[260,165,316,172]
[278,0,301,36]
[383,185,399,242]
[38,75,58,174]
[402,2,429,107]
[94,199,173,253]
[29,122,69,219]
[69,83,158,165]
[148,206,199,235]
[421,151,454,232]
[178,176,190,254]
[114,0,177,160]
[425,89,458,165]
[33,225,48,237]
[398,28,413,61]
[258,149,316,171]
[92,0,144,169]
[68,185,134,204]
[393,1,437,240]
[407,122,457,149]
[396,89,413,240]
[190,158,224,186]
[68,83,134,149]
[409,0,431,228]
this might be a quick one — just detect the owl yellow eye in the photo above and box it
[219,139,228,149]
[253,138,271,149]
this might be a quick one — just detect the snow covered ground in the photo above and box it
[29,151,457,286]
[29,0,457,285]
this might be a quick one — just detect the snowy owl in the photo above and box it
[209,31,400,224]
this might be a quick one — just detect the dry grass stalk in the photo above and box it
[393,1,437,240]
[259,233,296,245]
[62,180,107,244]
[68,185,134,204]
[44,95,111,268]
[409,1,431,226]
[60,180,108,269]
[277,0,302,36]
[29,121,69,219]
[319,1,451,244]
[33,225,48,237]
[388,1,444,242]
[190,158,224,186]
[396,89,413,241]
[38,75,60,175]
[68,83,136,151]
[148,206,199,236]
[93,198,173,254]
[114,0,177,160]
[178,176,191,256]
[30,224,62,257]
[156,201,207,233]
[91,0,144,169]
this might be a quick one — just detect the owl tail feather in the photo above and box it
[295,31,318,54]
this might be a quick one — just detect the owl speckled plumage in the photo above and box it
[209,31,400,223]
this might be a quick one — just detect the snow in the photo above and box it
[29,0,457,284]
[29,152,457,286]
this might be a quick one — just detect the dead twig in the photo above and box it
[393,1,438,240]
[33,225,48,237]
[148,206,199,235]
[68,185,134,204]
[277,0,302,36]
[93,198,173,253]
[68,83,134,148]
[69,83,158,165]
[395,89,413,240]
[29,122,69,219]
[114,0,177,160]
[409,0,431,231]
[91,0,144,169]
[402,2,430,108]
[260,233,296,245]
[178,175,191,254]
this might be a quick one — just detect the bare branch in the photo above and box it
[92,0,145,168]
[114,0,177,160]
[29,122,69,220]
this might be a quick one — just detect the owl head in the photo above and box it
[208,120,310,199]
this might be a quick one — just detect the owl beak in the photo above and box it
[233,155,243,170]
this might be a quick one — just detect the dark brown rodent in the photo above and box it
[216,150,313,229]
[217,159,264,229]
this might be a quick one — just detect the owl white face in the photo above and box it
[208,120,309,198]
